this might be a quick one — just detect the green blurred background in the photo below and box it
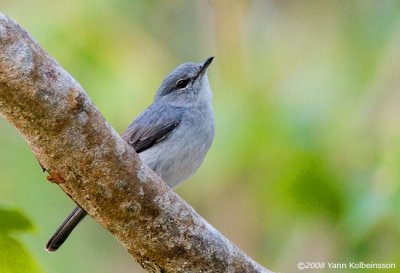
[1,1,400,272]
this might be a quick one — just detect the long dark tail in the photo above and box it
[46,206,87,252]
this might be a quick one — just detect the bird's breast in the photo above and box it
[139,107,214,187]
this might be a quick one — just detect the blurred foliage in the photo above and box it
[1,0,400,272]
[0,207,43,273]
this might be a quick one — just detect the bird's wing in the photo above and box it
[121,105,182,153]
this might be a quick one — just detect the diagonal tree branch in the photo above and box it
[0,13,274,273]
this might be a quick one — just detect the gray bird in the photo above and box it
[46,57,215,252]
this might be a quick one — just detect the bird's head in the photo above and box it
[155,57,214,107]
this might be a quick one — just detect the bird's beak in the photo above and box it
[194,57,214,82]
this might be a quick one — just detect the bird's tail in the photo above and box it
[46,206,87,252]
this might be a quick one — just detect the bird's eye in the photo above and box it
[176,79,190,90]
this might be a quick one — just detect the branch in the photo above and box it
[0,13,274,273]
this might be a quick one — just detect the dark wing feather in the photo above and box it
[125,122,179,153]
[121,105,182,153]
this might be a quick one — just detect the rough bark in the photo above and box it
[0,13,274,273]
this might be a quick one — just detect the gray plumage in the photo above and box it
[123,60,215,186]
[46,57,215,251]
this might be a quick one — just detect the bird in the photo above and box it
[46,57,215,252]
